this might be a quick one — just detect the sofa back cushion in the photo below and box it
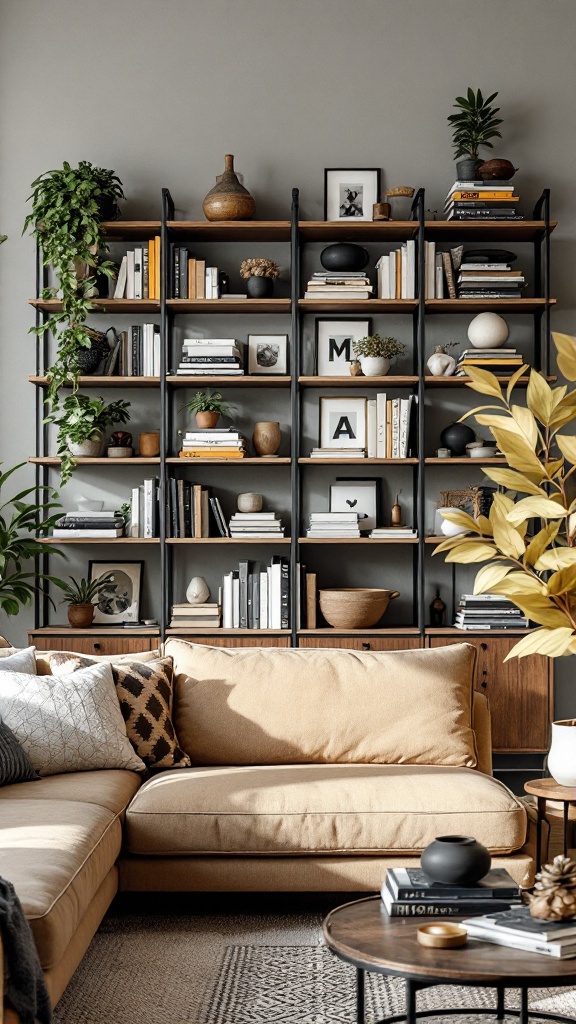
[166,640,478,768]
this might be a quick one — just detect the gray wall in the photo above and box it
[1,0,575,711]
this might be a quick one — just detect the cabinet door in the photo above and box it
[298,637,422,651]
[28,634,157,656]
[173,635,291,648]
[429,637,552,752]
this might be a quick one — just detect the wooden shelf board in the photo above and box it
[166,374,290,387]
[425,375,556,387]
[298,537,418,545]
[28,625,161,636]
[299,457,418,465]
[298,221,418,242]
[298,375,418,387]
[30,298,160,313]
[424,220,557,242]
[166,537,290,544]
[29,457,161,466]
[167,220,291,241]
[101,221,161,239]
[167,299,290,314]
[425,536,450,544]
[29,375,161,388]
[298,627,420,636]
[299,299,417,313]
[165,628,291,635]
[425,457,506,465]
[425,298,555,314]
[41,537,160,545]
[166,456,290,465]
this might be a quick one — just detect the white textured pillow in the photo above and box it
[0,662,145,775]
[0,647,36,674]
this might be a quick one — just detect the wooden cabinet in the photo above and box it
[169,634,291,648]
[298,636,422,651]
[28,631,158,656]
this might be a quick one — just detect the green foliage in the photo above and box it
[23,161,125,403]
[447,88,503,160]
[44,394,131,485]
[184,390,229,415]
[58,573,114,606]
[353,334,405,359]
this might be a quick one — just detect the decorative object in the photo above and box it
[107,430,133,458]
[464,248,517,264]
[421,835,491,886]
[372,202,391,221]
[391,494,402,527]
[547,721,576,787]
[202,155,255,222]
[320,397,367,451]
[240,258,280,299]
[416,924,468,949]
[253,421,281,457]
[439,421,476,456]
[44,394,131,485]
[248,334,288,375]
[76,498,104,512]
[436,448,451,459]
[352,334,404,377]
[349,359,363,377]
[439,507,472,538]
[427,345,457,377]
[529,855,576,921]
[447,87,503,180]
[185,576,210,605]
[319,588,399,629]
[246,276,273,299]
[429,589,447,626]
[88,561,143,624]
[324,168,381,222]
[330,478,380,533]
[58,573,115,628]
[237,493,263,513]
[385,186,415,220]
[320,242,369,272]
[316,319,371,376]
[469,445,497,458]
[478,158,517,181]
[139,431,160,457]
[184,389,228,429]
[438,486,495,520]
[76,327,116,375]
[467,312,509,349]
[68,437,105,458]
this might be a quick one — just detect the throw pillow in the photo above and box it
[35,647,161,675]
[0,647,36,674]
[50,653,190,770]
[0,663,145,776]
[0,718,38,786]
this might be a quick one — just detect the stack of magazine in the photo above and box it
[381,867,521,917]
[462,907,576,958]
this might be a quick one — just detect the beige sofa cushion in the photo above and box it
[125,763,527,857]
[167,640,478,768]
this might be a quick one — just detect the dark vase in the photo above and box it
[421,835,491,885]
[455,157,482,181]
[96,196,120,221]
[440,421,476,456]
[202,154,256,222]
[320,243,369,273]
[246,276,273,298]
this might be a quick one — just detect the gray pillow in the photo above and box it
[0,647,37,674]
[0,718,38,786]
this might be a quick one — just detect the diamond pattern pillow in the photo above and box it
[50,654,191,770]
[0,718,38,786]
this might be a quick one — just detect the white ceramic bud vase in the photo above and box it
[548,720,576,787]
[359,356,390,377]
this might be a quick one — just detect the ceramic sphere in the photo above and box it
[185,576,210,605]
[467,312,509,350]
[237,492,263,513]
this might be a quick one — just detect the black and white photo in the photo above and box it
[248,334,288,375]
[316,318,371,376]
[324,168,381,222]
[88,560,143,624]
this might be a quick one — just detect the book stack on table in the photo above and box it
[462,907,576,958]
[382,867,521,918]
[53,509,125,539]
[455,594,529,630]
[179,428,246,460]
[444,181,522,221]
[176,338,244,376]
[304,272,373,300]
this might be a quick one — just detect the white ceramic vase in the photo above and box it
[547,720,576,786]
[427,348,456,377]
[359,356,390,377]
[67,434,105,457]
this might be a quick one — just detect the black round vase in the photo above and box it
[246,276,274,298]
[320,243,369,273]
[421,835,491,886]
[440,421,476,456]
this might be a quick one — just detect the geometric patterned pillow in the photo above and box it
[50,654,191,770]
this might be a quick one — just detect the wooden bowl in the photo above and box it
[417,923,468,948]
[318,588,400,629]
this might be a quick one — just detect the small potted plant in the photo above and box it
[58,573,115,628]
[44,394,131,485]
[239,258,280,298]
[447,88,503,180]
[352,334,404,377]
[184,389,229,428]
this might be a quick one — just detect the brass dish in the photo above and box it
[416,923,468,949]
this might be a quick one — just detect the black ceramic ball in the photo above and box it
[440,421,476,456]
[421,835,491,886]
[320,243,369,273]
[246,276,274,298]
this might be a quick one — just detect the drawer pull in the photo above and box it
[480,642,488,652]
[93,642,101,651]
[362,642,371,651]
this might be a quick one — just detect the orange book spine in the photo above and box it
[148,239,156,299]
[155,236,161,299]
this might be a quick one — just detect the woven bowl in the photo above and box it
[318,588,400,629]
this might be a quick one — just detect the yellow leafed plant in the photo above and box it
[433,333,576,660]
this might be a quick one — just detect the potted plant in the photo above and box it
[184,390,229,429]
[239,258,280,298]
[58,573,115,628]
[352,334,405,377]
[447,88,503,180]
[24,161,125,403]
[44,394,131,485]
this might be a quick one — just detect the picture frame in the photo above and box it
[315,318,372,377]
[247,334,289,375]
[324,168,381,222]
[319,396,367,451]
[88,560,144,624]
[330,477,381,533]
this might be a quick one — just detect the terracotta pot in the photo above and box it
[67,603,95,628]
[202,154,255,222]
[318,588,400,629]
[195,411,220,429]
[253,421,281,457]
[139,431,160,457]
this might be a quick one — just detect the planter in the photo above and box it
[455,157,482,180]
[246,276,274,299]
[67,603,94,628]
[359,356,390,377]
[67,434,105,458]
[547,721,576,787]
[253,421,281,457]
[421,835,491,885]
[195,411,220,429]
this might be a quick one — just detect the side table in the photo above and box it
[524,778,576,870]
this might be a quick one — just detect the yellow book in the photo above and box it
[449,191,519,202]
[155,236,161,299]
[179,449,245,459]
[148,239,156,299]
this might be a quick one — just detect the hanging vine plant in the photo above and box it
[24,161,125,405]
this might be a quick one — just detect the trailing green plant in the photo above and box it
[184,390,229,416]
[44,394,131,485]
[0,463,65,617]
[448,88,503,160]
[353,334,404,359]
[23,161,125,403]
[58,573,115,607]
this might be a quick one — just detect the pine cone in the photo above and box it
[529,855,576,920]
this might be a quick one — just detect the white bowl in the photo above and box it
[76,498,104,512]
[438,507,470,537]
[470,447,498,458]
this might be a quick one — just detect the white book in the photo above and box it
[462,920,576,959]
[399,396,411,458]
[52,528,124,538]
[130,486,140,537]
[222,572,233,628]
[113,256,127,299]
[269,561,281,629]
[183,338,236,345]
[126,251,135,300]
[153,328,161,377]
[400,244,407,299]
[376,392,387,459]
[259,571,268,629]
[391,397,400,458]
[388,252,396,299]
[134,247,143,299]
[143,479,154,538]
[375,255,390,299]
[435,255,444,298]
[232,575,240,629]
[425,241,436,299]
[366,399,377,458]
[405,240,415,299]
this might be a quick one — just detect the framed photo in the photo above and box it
[248,334,288,375]
[319,396,367,451]
[315,318,372,376]
[324,168,381,222]
[88,560,144,624]
[330,478,381,533]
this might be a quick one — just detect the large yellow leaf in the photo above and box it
[463,366,503,400]
[510,404,540,448]
[544,458,566,480]
[557,434,576,466]
[506,364,530,404]
[524,522,561,566]
[549,397,576,432]
[475,413,522,436]
[553,332,576,382]
[536,548,576,571]
[489,591,569,628]
[489,426,546,480]
[445,543,498,564]
[506,496,568,526]
[547,565,576,596]
[526,370,554,426]
[482,468,547,497]
[473,563,514,595]
[491,572,546,595]
[439,509,479,533]
[552,385,568,409]
[432,536,475,555]
[476,514,493,536]
[504,627,575,661]
[492,516,526,559]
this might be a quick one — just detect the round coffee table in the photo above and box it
[323,896,576,1024]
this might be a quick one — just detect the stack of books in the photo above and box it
[457,257,525,299]
[369,526,417,540]
[222,556,290,629]
[166,481,227,538]
[176,338,244,376]
[129,480,159,538]
[444,181,522,221]
[372,394,416,459]
[179,428,246,460]
[381,866,521,918]
[462,907,576,958]
[169,602,221,629]
[306,512,360,538]
[375,242,415,299]
[455,594,529,630]
[456,347,524,376]
[52,509,125,539]
[309,447,365,459]
[304,272,373,300]
[229,511,285,539]
[114,238,161,299]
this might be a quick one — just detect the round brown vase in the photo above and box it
[253,421,281,457]
[67,603,95,628]
[202,155,256,222]
[195,411,220,429]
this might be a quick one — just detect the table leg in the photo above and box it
[564,801,570,858]
[537,796,546,871]
[406,979,417,1024]
[356,968,364,1024]
[520,987,528,1024]
[496,986,505,1021]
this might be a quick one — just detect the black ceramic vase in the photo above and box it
[440,421,476,456]
[421,835,491,885]
[246,276,274,298]
[320,243,369,273]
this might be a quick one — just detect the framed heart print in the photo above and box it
[329,478,380,533]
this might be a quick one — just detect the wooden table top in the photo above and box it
[322,897,576,985]
[525,778,576,802]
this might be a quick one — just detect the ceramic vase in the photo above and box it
[67,603,95,628]
[359,356,390,377]
[139,432,160,457]
[547,721,576,787]
[202,154,255,222]
[421,835,491,885]
[246,276,274,299]
[320,243,369,272]
[237,492,263,513]
[253,421,281,457]
[67,434,105,458]
[185,576,210,605]
[427,347,456,377]
[195,411,219,429]
[440,422,476,456]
